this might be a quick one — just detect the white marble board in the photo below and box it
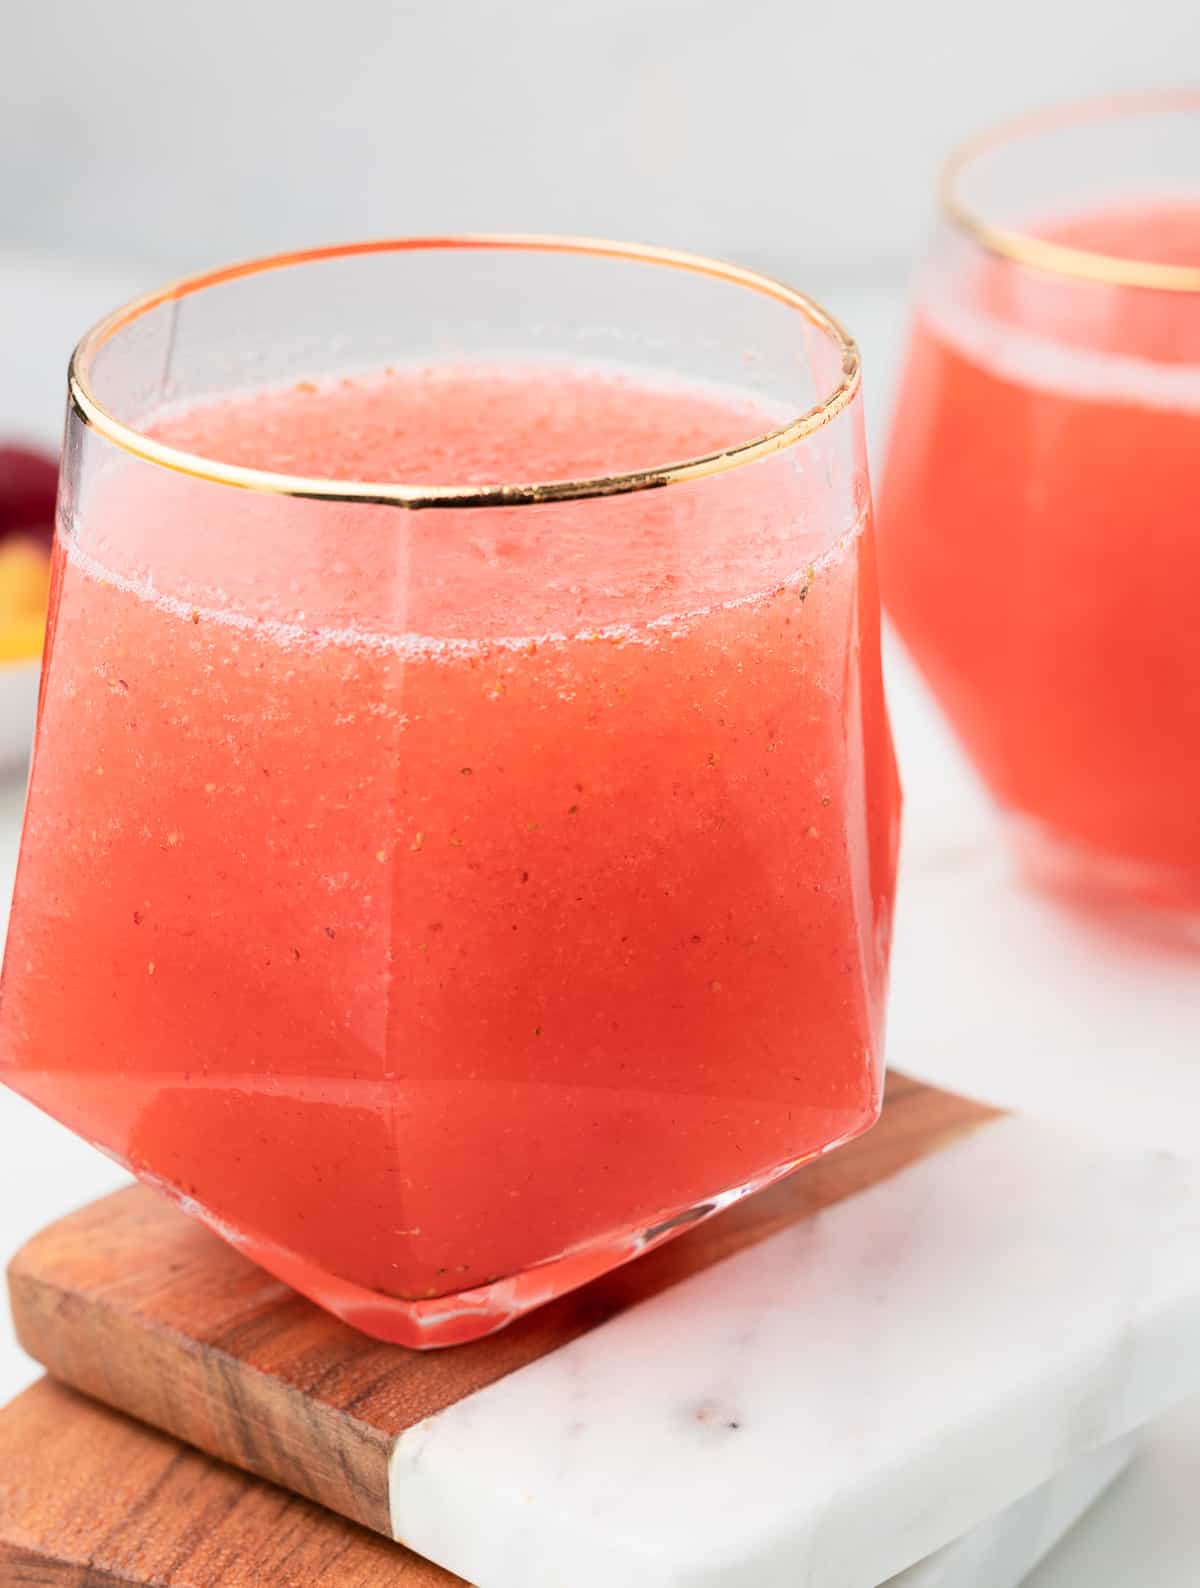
[383,1113,1200,1588]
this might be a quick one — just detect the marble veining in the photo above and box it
[388,1117,1200,1588]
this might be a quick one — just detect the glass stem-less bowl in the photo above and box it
[0,237,899,1345]
[879,93,1200,940]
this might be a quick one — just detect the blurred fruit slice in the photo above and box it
[0,535,51,661]
[0,444,58,548]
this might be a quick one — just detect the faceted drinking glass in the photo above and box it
[879,94,1200,939]
[1,238,899,1344]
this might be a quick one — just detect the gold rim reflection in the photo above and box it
[940,90,1200,293]
[68,235,860,511]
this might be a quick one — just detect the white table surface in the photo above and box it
[0,256,1197,1585]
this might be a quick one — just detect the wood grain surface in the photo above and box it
[8,1073,995,1539]
[0,1378,460,1586]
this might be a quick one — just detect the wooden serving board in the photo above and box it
[7,1074,993,1542]
[0,1377,457,1586]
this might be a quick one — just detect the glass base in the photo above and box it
[179,1146,841,1348]
[1009,815,1200,953]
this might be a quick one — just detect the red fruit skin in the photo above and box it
[0,445,58,548]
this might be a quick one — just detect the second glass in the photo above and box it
[879,94,1200,938]
[0,238,899,1345]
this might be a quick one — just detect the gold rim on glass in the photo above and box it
[68,235,860,511]
[940,89,1200,293]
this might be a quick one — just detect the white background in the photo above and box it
[4,0,1200,292]
[3,3,1200,1581]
